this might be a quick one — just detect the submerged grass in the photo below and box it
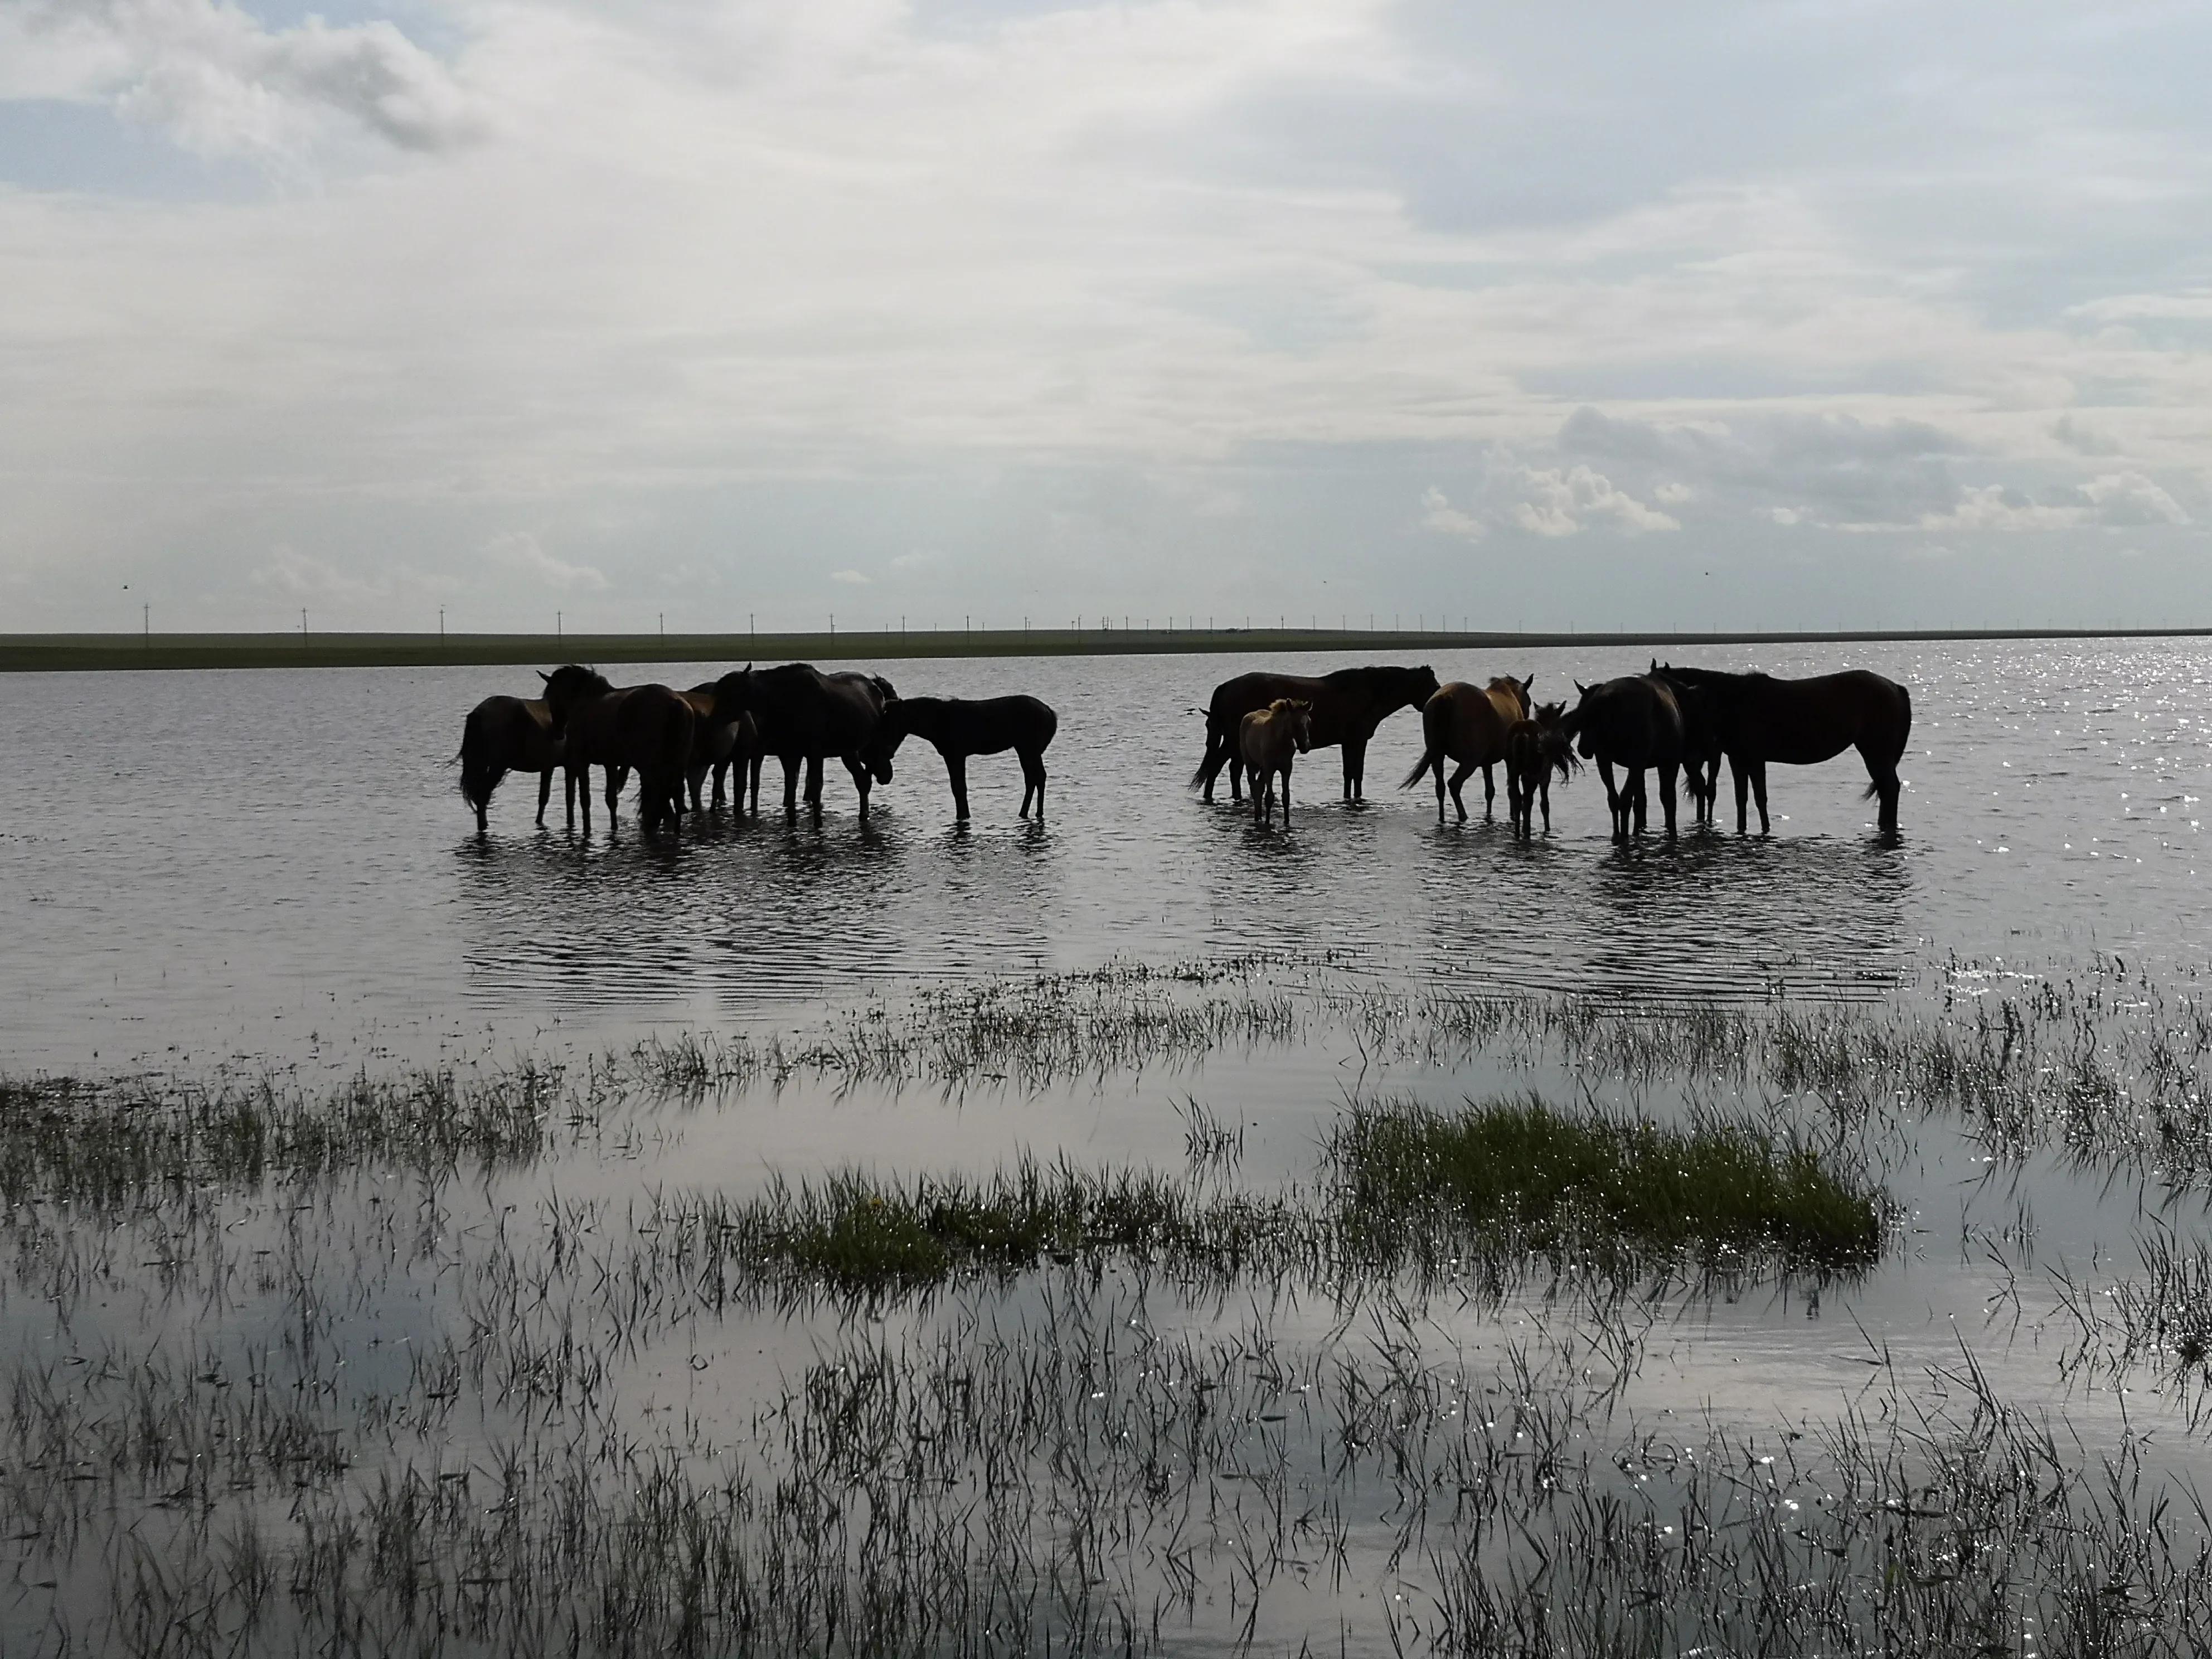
[678,1097,1886,1299]
[1330,1095,1887,1268]
[0,1062,580,1207]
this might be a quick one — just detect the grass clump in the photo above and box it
[692,1162,1310,1296]
[1330,1095,1885,1269]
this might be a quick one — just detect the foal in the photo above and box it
[1238,698,1314,828]
[872,695,1059,821]
[1503,701,1576,838]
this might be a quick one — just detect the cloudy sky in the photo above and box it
[2,0,2207,634]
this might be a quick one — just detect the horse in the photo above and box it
[455,695,567,834]
[1192,665,1439,803]
[1504,701,1577,838]
[1238,699,1314,827]
[1652,663,1913,836]
[538,666,695,835]
[1561,673,1690,839]
[708,663,897,824]
[1650,661,1724,826]
[1399,675,1534,824]
[680,684,763,817]
[868,695,1058,821]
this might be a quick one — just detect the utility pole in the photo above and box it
[557,610,562,641]
[438,605,445,639]
[301,608,308,647]
[143,603,149,649]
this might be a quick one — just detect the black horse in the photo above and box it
[539,666,694,835]
[1654,663,1913,836]
[709,663,898,823]
[870,695,1059,821]
[1561,673,1691,840]
[1649,661,1725,826]
[1192,664,1439,803]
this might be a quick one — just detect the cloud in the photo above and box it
[830,568,872,585]
[1418,486,1485,540]
[1511,466,1679,537]
[14,0,483,158]
[251,545,394,603]
[1652,482,1693,505]
[481,531,607,591]
[1918,485,2080,533]
[2079,470,2190,526]
[2051,414,2121,457]
[887,551,942,571]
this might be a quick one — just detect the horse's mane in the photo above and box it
[544,663,612,698]
[1321,663,1430,688]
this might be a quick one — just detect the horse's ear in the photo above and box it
[1574,679,1588,696]
[1522,671,1534,690]
[537,670,550,683]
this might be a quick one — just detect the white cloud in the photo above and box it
[1769,506,1800,525]
[12,0,484,159]
[2078,470,2190,526]
[1919,485,2080,533]
[1653,482,1693,505]
[481,531,607,591]
[830,568,872,585]
[1511,466,1679,537]
[1418,486,1486,540]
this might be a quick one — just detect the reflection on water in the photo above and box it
[1,636,2209,1066]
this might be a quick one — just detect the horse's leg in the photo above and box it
[848,759,871,824]
[1539,777,1551,832]
[806,755,826,823]
[1729,758,1749,834]
[1341,739,1361,802]
[1432,756,1447,825]
[1446,761,1473,824]
[1660,763,1679,837]
[1597,759,1621,839]
[1282,759,1293,827]
[1482,761,1496,814]
[1229,755,1245,804]
[1632,769,1649,835]
[946,753,969,822]
[781,755,801,821]
[1751,763,1770,835]
[1019,749,1046,818]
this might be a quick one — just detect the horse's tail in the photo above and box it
[458,705,507,815]
[1189,709,1227,790]
[1400,746,1439,791]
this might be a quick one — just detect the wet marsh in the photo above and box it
[6,955,2212,1655]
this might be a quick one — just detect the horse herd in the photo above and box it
[457,658,1913,841]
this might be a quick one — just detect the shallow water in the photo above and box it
[6,638,2212,1652]
[3,635,2208,1070]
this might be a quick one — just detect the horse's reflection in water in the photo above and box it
[455,806,1064,1012]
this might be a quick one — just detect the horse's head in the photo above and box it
[1406,665,1442,707]
[707,664,755,725]
[538,664,611,738]
[864,698,908,784]
[1566,680,1600,759]
[1287,698,1315,752]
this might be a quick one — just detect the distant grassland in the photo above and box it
[3,624,2204,673]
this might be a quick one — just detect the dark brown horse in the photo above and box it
[1654,663,1913,835]
[455,695,566,834]
[1504,701,1576,838]
[1400,675,1534,823]
[539,666,695,835]
[681,683,763,817]
[1561,673,1689,839]
[1239,698,1314,827]
[709,663,897,823]
[1193,664,1439,803]
[868,695,1058,821]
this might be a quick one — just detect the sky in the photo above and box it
[1,0,2208,636]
